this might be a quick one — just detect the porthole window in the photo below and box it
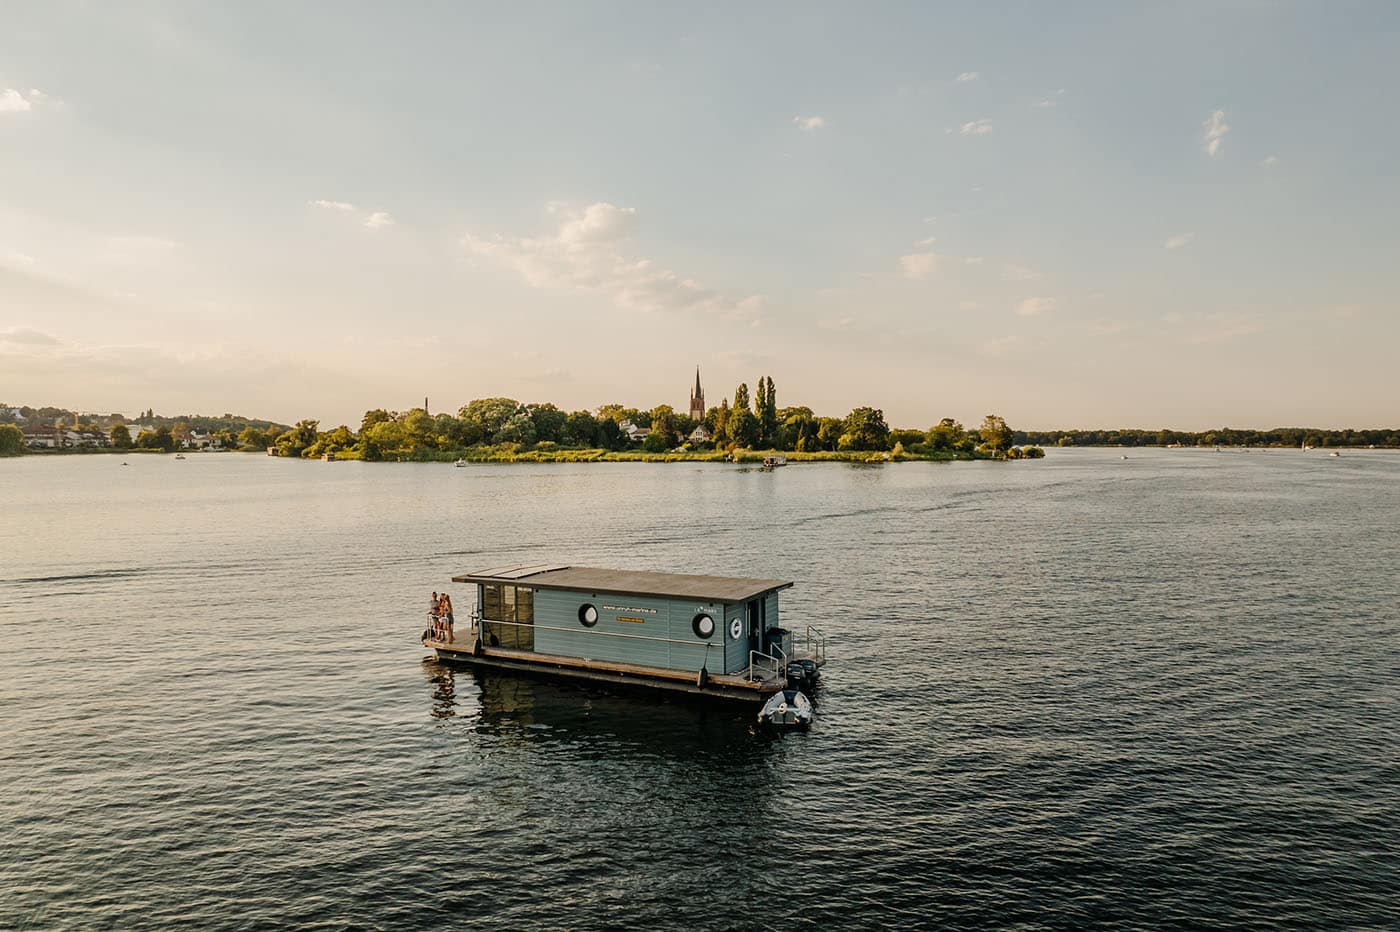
[578,603,598,627]
[729,617,744,640]
[692,613,715,639]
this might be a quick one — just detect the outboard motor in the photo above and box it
[785,662,809,690]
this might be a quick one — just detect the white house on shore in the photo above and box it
[618,419,652,442]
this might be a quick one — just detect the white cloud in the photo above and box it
[0,326,61,346]
[462,202,761,317]
[0,88,33,112]
[1204,109,1229,157]
[1164,232,1195,250]
[956,72,979,84]
[364,211,395,229]
[2,250,36,267]
[1262,155,1279,167]
[964,257,984,265]
[310,199,356,211]
[959,118,993,136]
[1016,296,1057,316]
[793,115,827,131]
[1003,263,1040,281]
[959,300,980,311]
[899,251,941,280]
[981,335,1021,357]
[917,236,937,246]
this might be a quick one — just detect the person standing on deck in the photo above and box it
[429,591,441,641]
[441,594,455,643]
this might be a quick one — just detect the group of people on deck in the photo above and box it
[428,591,454,643]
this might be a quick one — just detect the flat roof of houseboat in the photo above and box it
[452,564,793,603]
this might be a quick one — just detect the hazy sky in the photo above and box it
[2,2,1396,429]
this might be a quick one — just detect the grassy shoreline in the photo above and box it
[8,446,987,463]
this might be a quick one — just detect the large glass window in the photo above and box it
[480,583,533,651]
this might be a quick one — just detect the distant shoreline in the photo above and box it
[7,447,988,463]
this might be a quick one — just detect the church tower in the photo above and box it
[688,368,705,421]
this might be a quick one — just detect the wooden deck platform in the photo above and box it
[424,632,787,703]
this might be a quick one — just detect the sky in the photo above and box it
[1,1,1397,430]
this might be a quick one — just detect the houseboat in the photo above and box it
[423,563,827,704]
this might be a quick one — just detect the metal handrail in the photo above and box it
[467,614,721,652]
[804,625,828,665]
[747,649,782,685]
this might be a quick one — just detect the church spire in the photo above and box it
[688,367,705,422]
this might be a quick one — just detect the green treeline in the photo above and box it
[1019,427,1400,448]
[246,378,1039,462]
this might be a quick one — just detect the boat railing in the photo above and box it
[458,614,725,655]
[747,649,783,685]
[801,625,827,665]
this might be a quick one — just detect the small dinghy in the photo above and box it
[758,689,813,729]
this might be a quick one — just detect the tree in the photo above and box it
[926,418,965,451]
[562,410,601,447]
[137,426,176,452]
[237,427,271,450]
[754,379,769,446]
[495,410,536,445]
[303,425,355,458]
[729,383,758,447]
[649,404,677,443]
[110,424,133,449]
[711,399,731,443]
[642,429,669,453]
[597,418,625,450]
[839,407,890,451]
[978,414,1014,455]
[758,376,778,448]
[401,409,437,448]
[274,419,319,457]
[816,417,844,451]
[360,409,392,435]
[459,398,521,441]
[781,409,816,452]
[889,429,924,449]
[0,423,22,456]
[527,403,567,445]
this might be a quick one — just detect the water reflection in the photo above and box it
[429,660,781,760]
[423,662,457,719]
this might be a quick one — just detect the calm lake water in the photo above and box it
[2,449,1397,930]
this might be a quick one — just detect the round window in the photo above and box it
[692,613,715,639]
[578,603,598,627]
[729,617,744,640]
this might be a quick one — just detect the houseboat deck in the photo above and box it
[425,625,824,703]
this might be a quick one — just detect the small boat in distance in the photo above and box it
[454,458,467,467]
[174,453,186,460]
[762,455,788,469]
[1330,451,1341,457]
